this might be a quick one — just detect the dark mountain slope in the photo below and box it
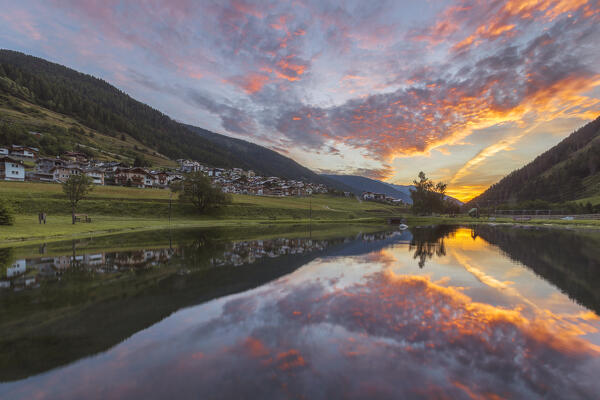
[323,174,463,205]
[322,174,413,203]
[0,50,327,182]
[468,116,600,206]
[185,124,328,182]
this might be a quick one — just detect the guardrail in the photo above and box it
[492,214,600,220]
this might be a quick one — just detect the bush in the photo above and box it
[172,172,232,213]
[0,199,15,225]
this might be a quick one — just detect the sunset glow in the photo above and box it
[2,0,599,200]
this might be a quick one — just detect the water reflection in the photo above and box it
[408,225,457,268]
[473,225,600,315]
[0,237,335,291]
[1,225,600,399]
[0,227,401,381]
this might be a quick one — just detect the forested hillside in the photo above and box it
[0,50,326,181]
[185,125,327,182]
[0,50,236,165]
[469,116,600,206]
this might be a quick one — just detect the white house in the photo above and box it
[144,173,155,187]
[85,169,105,185]
[0,157,25,181]
[6,259,26,278]
[362,192,375,200]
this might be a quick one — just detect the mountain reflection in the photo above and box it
[473,225,600,314]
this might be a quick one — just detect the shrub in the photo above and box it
[0,199,15,225]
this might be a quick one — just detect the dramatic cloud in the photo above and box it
[1,0,599,200]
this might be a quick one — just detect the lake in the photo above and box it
[1,224,600,399]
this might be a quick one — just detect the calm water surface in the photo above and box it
[1,224,600,399]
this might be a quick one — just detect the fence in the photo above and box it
[491,211,600,220]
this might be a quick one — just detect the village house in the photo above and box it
[0,157,25,181]
[362,192,375,200]
[85,169,105,185]
[6,259,26,278]
[207,168,224,177]
[62,151,89,163]
[8,145,38,160]
[151,171,169,188]
[361,192,387,202]
[114,167,156,188]
[177,159,203,173]
[51,166,82,183]
[27,170,55,183]
[36,157,68,172]
[373,193,386,201]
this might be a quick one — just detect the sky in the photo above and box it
[1,0,599,201]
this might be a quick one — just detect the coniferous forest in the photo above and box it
[468,116,600,206]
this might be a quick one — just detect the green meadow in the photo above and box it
[0,181,401,245]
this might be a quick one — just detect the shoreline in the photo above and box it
[0,215,385,248]
[3,213,600,248]
[403,215,600,231]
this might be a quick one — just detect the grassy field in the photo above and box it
[0,181,400,245]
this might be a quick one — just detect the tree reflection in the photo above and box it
[409,225,458,268]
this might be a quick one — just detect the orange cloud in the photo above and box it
[228,73,270,94]
[453,23,516,52]
[231,0,264,19]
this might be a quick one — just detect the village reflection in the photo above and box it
[0,230,407,292]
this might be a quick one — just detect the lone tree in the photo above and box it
[410,171,448,215]
[63,174,94,224]
[172,172,231,212]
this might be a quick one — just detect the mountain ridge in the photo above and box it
[468,116,600,206]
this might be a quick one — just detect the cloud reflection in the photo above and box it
[5,266,599,400]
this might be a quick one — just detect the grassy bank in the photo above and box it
[0,181,399,245]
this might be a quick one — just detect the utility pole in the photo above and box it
[169,191,172,227]
[309,194,312,238]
